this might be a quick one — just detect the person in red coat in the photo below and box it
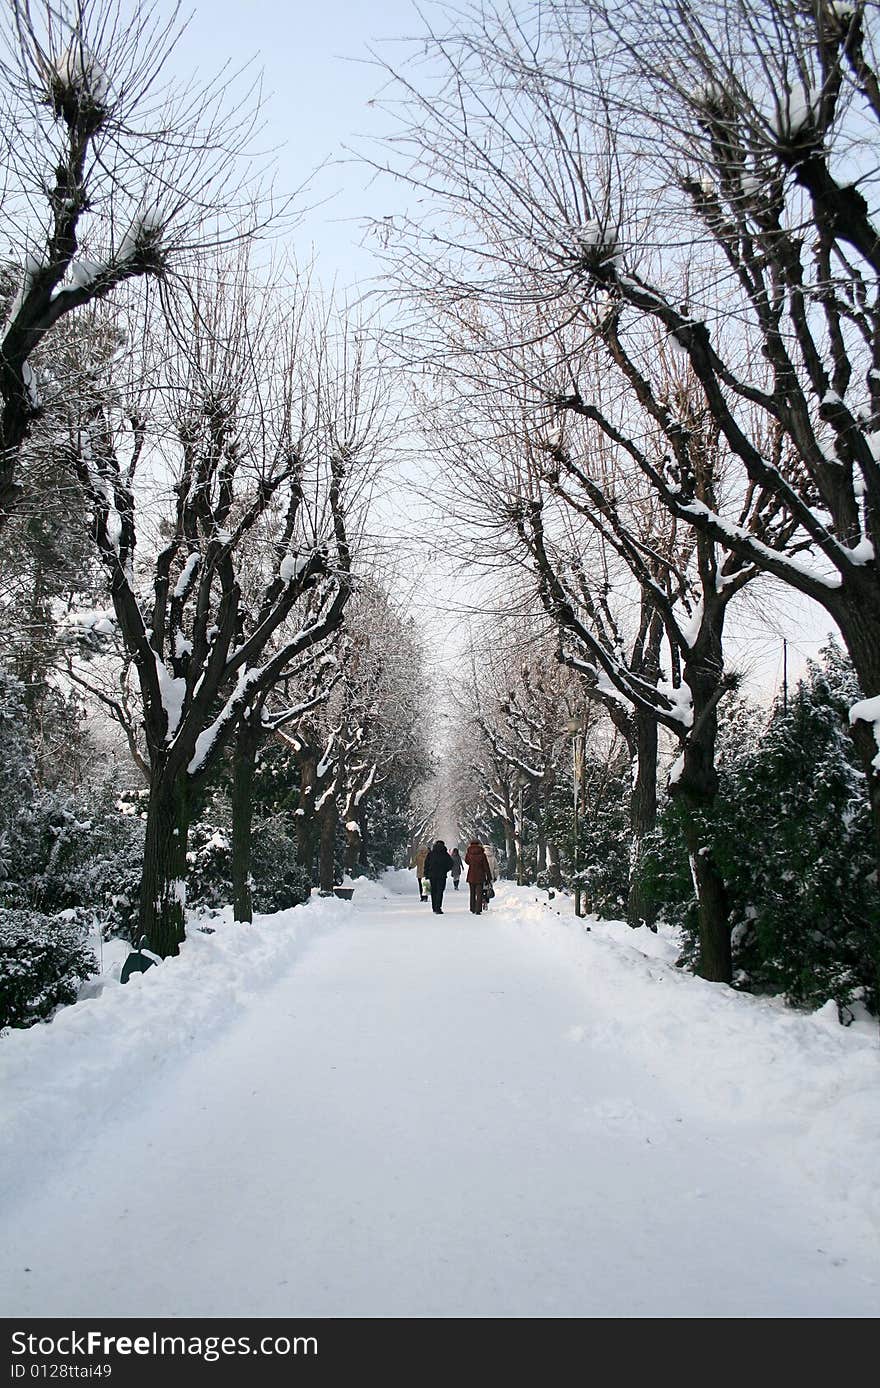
[465,840,492,915]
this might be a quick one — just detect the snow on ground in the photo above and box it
[0,890,352,1205]
[0,870,878,1318]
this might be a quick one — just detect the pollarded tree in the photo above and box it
[406,343,668,913]
[448,633,594,887]
[519,394,763,973]
[0,0,266,528]
[401,304,750,951]
[0,305,130,786]
[283,579,432,890]
[66,264,378,956]
[485,650,574,887]
[375,0,880,987]
[228,645,341,923]
[335,583,432,877]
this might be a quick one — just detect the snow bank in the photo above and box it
[0,892,352,1202]
[492,882,880,1253]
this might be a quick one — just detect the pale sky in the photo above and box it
[167,0,837,705]
[170,0,421,294]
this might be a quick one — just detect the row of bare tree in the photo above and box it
[372,0,880,989]
[0,2,429,955]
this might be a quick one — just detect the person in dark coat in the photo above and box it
[465,839,492,915]
[450,847,463,890]
[424,839,454,914]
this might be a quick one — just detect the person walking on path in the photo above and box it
[424,840,454,914]
[412,844,429,902]
[465,840,493,915]
[450,847,463,890]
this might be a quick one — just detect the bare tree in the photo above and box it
[62,258,391,955]
[0,0,268,527]
[448,632,588,887]
[229,641,342,924]
[281,579,431,891]
[373,0,880,983]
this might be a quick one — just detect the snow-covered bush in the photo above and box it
[0,786,145,942]
[250,821,313,912]
[187,816,311,914]
[646,646,879,1015]
[0,908,97,1030]
[578,752,631,917]
[544,749,631,917]
[3,661,141,930]
[0,667,35,847]
[185,821,232,912]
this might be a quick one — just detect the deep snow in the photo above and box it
[0,872,878,1318]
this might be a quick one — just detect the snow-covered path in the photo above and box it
[1,873,878,1317]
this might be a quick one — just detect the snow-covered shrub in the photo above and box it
[0,908,97,1030]
[718,646,877,1013]
[187,816,311,914]
[641,696,767,954]
[0,708,144,940]
[52,801,144,941]
[0,669,144,934]
[0,786,145,941]
[646,646,879,1015]
[186,821,233,911]
[0,667,35,849]
[578,753,631,917]
[545,750,631,917]
[354,781,408,876]
[250,820,313,911]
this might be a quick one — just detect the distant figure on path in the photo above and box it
[450,847,463,890]
[424,839,454,914]
[484,843,499,879]
[412,844,429,902]
[465,840,493,915]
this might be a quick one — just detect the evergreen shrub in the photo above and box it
[187,816,311,914]
[0,908,97,1029]
[645,645,878,1015]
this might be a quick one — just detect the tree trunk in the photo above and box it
[344,814,361,876]
[672,611,731,983]
[627,709,658,929]
[535,800,547,884]
[832,591,880,1000]
[503,817,516,877]
[358,817,370,871]
[318,800,338,894]
[682,815,732,983]
[546,837,562,888]
[0,395,31,531]
[295,755,318,875]
[514,815,525,885]
[231,718,260,924]
[138,768,191,957]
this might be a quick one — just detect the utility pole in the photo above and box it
[516,774,526,885]
[783,638,788,714]
[573,733,581,918]
[567,715,584,917]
